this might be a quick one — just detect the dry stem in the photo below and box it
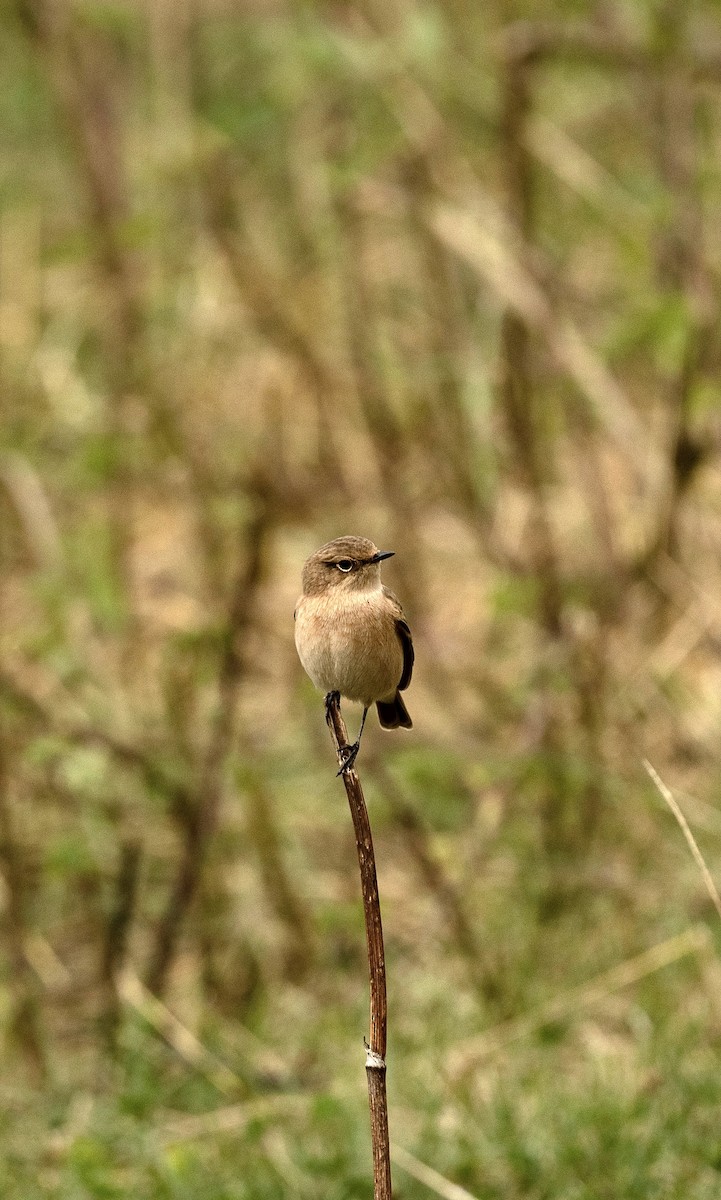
[146,498,271,995]
[325,695,392,1200]
[0,731,47,1082]
[644,761,721,924]
[99,839,142,1053]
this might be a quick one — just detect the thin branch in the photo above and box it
[145,497,271,995]
[325,695,392,1200]
[99,838,142,1054]
[525,114,651,233]
[242,768,315,983]
[644,18,714,571]
[0,727,47,1081]
[497,21,721,80]
[0,452,63,572]
[392,1145,481,1200]
[202,151,346,484]
[644,761,721,924]
[20,0,145,634]
[498,54,563,639]
[401,155,495,549]
[159,1094,308,1142]
[117,967,243,1098]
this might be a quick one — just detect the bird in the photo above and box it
[294,536,413,772]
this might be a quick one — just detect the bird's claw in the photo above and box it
[337,741,360,776]
[324,691,341,724]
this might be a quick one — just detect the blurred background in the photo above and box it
[3,0,721,1195]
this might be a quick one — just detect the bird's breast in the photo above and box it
[294,590,403,704]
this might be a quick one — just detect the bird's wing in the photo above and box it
[383,586,414,691]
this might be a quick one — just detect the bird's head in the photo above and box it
[301,536,394,596]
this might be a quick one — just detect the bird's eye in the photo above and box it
[336,560,354,572]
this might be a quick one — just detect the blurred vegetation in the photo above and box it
[3,0,721,1195]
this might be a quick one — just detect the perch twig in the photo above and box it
[325,694,392,1200]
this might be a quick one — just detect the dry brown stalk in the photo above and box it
[644,16,714,572]
[402,157,495,549]
[202,151,347,485]
[495,9,714,585]
[325,694,392,1200]
[392,1145,480,1200]
[99,839,142,1053]
[146,498,271,996]
[0,487,47,1079]
[160,1094,307,1142]
[498,55,563,640]
[0,453,63,573]
[242,769,315,983]
[19,1,144,631]
[206,159,331,397]
[0,729,47,1081]
[571,618,609,837]
[497,20,721,80]
[644,762,721,924]
[482,57,579,866]
[18,1,140,346]
[524,115,650,233]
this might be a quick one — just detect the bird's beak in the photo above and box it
[371,551,394,563]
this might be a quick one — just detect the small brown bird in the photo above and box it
[295,536,413,771]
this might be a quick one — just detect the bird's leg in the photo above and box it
[324,691,341,728]
[337,706,369,775]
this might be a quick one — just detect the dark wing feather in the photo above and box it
[383,586,414,691]
[396,619,414,690]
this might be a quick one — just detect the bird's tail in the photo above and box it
[376,691,413,730]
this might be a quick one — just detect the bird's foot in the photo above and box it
[336,740,360,776]
[324,691,341,725]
